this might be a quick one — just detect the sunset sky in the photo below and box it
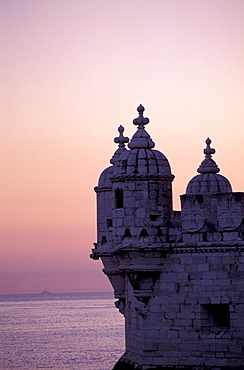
[1,0,244,294]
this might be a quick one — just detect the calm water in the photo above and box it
[0,292,125,370]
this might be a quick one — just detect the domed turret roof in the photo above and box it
[97,126,129,188]
[186,138,232,194]
[113,105,172,177]
[98,166,113,188]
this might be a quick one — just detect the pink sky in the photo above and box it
[1,0,244,293]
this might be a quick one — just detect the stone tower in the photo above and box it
[90,106,244,369]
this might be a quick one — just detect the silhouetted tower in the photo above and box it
[91,105,244,370]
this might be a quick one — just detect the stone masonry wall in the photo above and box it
[122,248,244,369]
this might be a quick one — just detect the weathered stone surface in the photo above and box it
[91,106,244,369]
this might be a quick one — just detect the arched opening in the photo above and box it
[123,229,132,238]
[139,229,149,238]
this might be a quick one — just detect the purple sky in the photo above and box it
[1,0,244,293]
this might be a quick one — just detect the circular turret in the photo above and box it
[111,105,174,243]
[97,125,129,188]
[186,138,232,194]
[95,126,129,248]
[113,105,172,177]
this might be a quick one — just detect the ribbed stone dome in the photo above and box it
[113,148,172,176]
[98,166,113,188]
[112,105,172,177]
[186,138,232,194]
[186,173,232,194]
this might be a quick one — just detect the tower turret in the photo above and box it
[94,125,129,250]
[92,125,129,299]
[181,138,243,242]
[112,105,174,245]
[186,137,232,195]
[91,107,244,370]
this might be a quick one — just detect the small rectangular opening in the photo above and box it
[201,304,230,331]
[115,189,123,209]
[107,219,113,228]
[150,215,158,221]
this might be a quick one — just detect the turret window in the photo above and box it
[107,219,113,228]
[115,188,124,208]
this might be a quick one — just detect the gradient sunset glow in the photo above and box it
[1,0,244,293]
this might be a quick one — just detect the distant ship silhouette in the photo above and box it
[40,289,51,294]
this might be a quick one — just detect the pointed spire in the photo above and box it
[128,105,155,149]
[110,125,129,164]
[197,138,220,174]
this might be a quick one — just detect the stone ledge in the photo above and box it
[93,242,244,259]
[112,353,243,370]
[113,361,243,370]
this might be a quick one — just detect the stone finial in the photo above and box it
[114,125,129,146]
[204,137,216,157]
[110,125,129,164]
[197,137,220,174]
[128,105,155,150]
[132,104,150,127]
